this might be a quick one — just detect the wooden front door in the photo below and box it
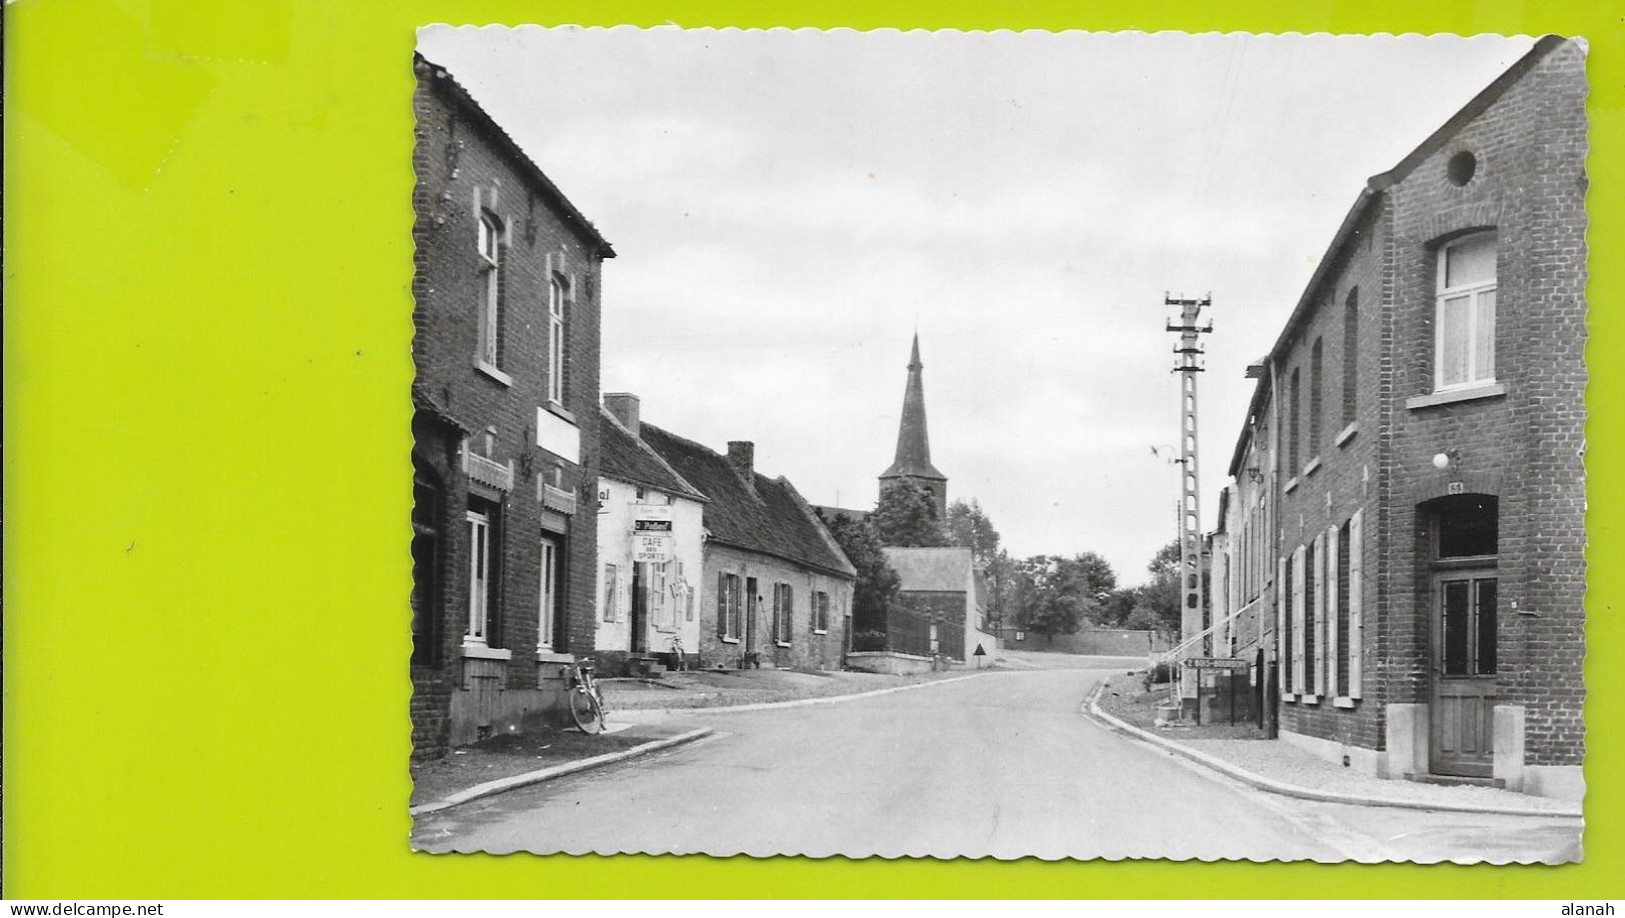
[1430,572,1498,777]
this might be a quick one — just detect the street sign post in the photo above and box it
[1184,657,1248,670]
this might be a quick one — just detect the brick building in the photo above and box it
[594,395,708,675]
[639,423,856,670]
[1211,369,1278,677]
[1207,36,1586,797]
[879,547,996,663]
[410,55,614,757]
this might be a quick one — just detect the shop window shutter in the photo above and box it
[1349,510,1364,699]
[1276,555,1288,692]
[1326,525,1340,697]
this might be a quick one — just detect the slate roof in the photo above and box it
[882,547,974,594]
[880,334,947,482]
[598,408,707,503]
[640,423,856,579]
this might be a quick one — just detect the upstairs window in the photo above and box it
[1309,338,1324,456]
[477,214,502,370]
[547,275,567,405]
[1342,288,1359,426]
[1288,368,1302,473]
[1435,233,1497,390]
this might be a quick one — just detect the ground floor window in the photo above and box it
[773,582,794,644]
[813,591,830,633]
[717,572,742,640]
[465,500,499,645]
[537,534,561,650]
[649,561,673,631]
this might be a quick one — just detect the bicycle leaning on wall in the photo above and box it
[567,657,608,735]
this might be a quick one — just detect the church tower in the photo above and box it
[879,333,948,520]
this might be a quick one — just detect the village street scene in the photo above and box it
[407,29,1587,862]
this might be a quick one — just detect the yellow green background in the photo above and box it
[5,0,1621,898]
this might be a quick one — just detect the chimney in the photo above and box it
[604,392,641,437]
[727,441,755,488]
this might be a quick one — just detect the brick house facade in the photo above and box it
[881,547,991,663]
[639,424,857,671]
[1207,37,1586,798]
[410,55,613,758]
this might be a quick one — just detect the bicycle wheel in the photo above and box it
[569,682,605,734]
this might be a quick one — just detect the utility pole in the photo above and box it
[1165,293,1212,668]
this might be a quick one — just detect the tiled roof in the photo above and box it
[640,424,856,579]
[882,547,974,593]
[598,408,707,503]
[813,505,870,525]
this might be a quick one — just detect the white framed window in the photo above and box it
[813,591,830,633]
[465,508,492,645]
[651,561,672,630]
[547,275,567,405]
[538,535,560,650]
[601,563,619,623]
[1435,233,1497,391]
[477,214,502,370]
[717,572,742,641]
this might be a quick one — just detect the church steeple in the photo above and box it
[880,333,948,518]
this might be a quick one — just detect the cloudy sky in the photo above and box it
[418,26,1533,584]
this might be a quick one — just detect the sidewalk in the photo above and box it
[1092,672,1581,817]
[410,720,706,810]
[600,663,993,712]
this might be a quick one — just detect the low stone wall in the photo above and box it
[846,650,935,676]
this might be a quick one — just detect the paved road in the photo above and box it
[412,653,1581,862]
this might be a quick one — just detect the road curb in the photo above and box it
[636,669,1003,716]
[410,727,715,817]
[1083,679,1582,820]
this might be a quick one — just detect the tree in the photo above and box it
[1136,539,1184,636]
[870,481,947,547]
[818,510,901,636]
[947,498,1012,625]
[945,499,1001,564]
[1123,604,1163,632]
[982,548,1019,626]
[1054,551,1118,607]
[1014,556,1093,643]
